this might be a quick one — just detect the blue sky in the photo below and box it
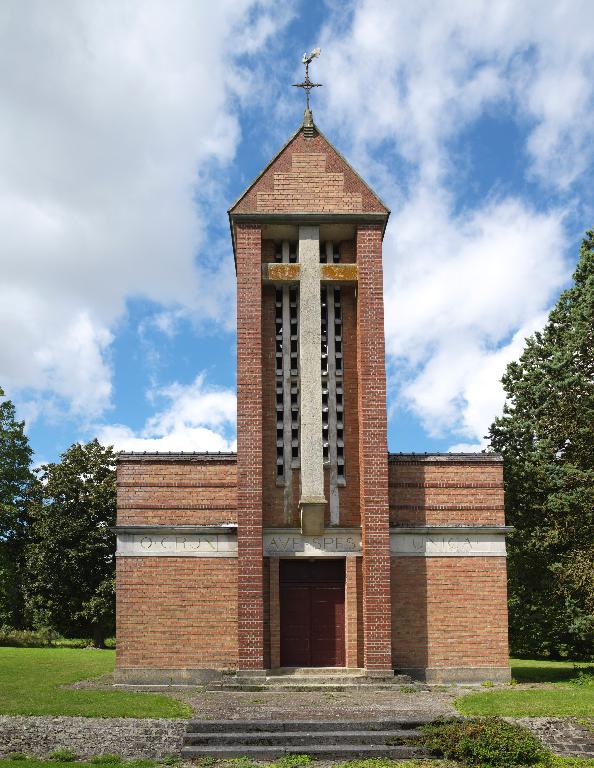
[1,0,593,464]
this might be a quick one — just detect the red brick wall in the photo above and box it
[117,459,237,526]
[345,557,364,667]
[391,556,509,670]
[388,458,505,526]
[236,222,265,669]
[269,558,281,668]
[356,224,392,670]
[116,557,238,669]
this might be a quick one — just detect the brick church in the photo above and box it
[114,91,511,684]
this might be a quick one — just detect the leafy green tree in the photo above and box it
[0,387,34,628]
[26,440,117,646]
[489,231,594,659]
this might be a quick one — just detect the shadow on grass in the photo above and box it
[511,658,594,684]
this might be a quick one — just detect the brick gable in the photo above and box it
[229,126,389,216]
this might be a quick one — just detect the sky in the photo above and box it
[1,0,593,465]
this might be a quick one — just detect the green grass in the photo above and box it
[0,648,190,718]
[456,658,594,717]
[1,760,594,768]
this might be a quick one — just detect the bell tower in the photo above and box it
[229,53,393,673]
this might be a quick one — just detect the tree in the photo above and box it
[489,230,594,659]
[0,387,34,628]
[26,440,117,646]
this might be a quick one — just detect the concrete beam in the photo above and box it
[262,263,301,283]
[320,263,358,283]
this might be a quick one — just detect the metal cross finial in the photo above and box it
[292,48,322,111]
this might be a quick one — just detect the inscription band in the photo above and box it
[115,526,510,558]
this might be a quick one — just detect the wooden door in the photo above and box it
[279,560,345,667]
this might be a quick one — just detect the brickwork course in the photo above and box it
[114,116,511,683]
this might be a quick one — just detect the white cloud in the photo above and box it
[319,0,594,187]
[97,373,236,452]
[383,188,567,442]
[0,0,290,419]
[316,0,591,445]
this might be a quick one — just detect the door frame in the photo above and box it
[268,556,362,669]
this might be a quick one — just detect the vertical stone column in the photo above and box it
[356,224,393,672]
[236,222,265,671]
[298,225,326,534]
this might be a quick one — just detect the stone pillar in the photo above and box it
[345,556,362,667]
[236,222,265,671]
[298,224,326,534]
[356,224,393,672]
[269,557,281,669]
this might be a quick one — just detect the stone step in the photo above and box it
[270,667,368,676]
[184,729,422,747]
[180,744,426,760]
[212,682,413,692]
[186,719,432,732]
[211,674,413,691]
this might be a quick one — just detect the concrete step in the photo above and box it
[180,744,426,760]
[212,682,413,692]
[186,718,432,732]
[211,673,413,691]
[184,729,422,746]
[270,667,368,676]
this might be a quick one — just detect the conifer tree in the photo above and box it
[489,231,594,658]
[0,387,34,628]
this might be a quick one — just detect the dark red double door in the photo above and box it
[280,559,345,667]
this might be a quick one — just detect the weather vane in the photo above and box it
[293,48,322,111]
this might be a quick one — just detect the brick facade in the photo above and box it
[235,222,265,670]
[114,119,510,684]
[391,557,509,680]
[116,557,238,672]
[117,457,237,526]
[356,225,393,671]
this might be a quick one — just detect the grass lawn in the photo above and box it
[455,658,594,717]
[0,648,190,718]
[0,759,593,768]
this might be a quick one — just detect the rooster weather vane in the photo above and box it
[293,48,322,111]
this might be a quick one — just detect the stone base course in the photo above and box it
[0,716,186,759]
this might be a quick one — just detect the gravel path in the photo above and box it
[0,716,186,759]
[179,687,459,721]
[513,717,594,758]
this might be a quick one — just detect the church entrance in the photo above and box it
[279,559,345,667]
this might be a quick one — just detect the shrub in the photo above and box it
[5,753,28,761]
[421,717,549,766]
[89,756,123,765]
[49,749,79,762]
[568,667,594,687]
[0,627,59,647]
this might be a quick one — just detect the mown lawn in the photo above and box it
[455,658,594,717]
[0,648,190,718]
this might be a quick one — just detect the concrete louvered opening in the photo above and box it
[321,240,345,526]
[274,241,299,495]
[273,237,347,525]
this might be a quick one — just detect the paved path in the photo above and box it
[180,687,458,721]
